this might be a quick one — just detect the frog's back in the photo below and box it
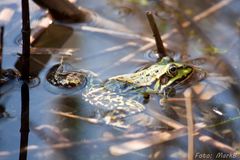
[108,63,167,87]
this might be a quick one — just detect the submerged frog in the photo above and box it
[46,56,206,128]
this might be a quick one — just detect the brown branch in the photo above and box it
[146,11,166,59]
[184,89,194,160]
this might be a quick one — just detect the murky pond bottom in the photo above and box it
[1,0,240,160]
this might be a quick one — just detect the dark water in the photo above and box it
[1,0,240,160]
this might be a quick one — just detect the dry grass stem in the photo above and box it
[50,109,100,124]
[184,89,194,160]
[146,11,166,58]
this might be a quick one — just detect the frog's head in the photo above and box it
[158,57,205,95]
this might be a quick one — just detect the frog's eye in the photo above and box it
[168,64,178,77]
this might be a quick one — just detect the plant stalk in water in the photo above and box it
[146,11,166,59]
[21,0,30,81]
[19,0,30,160]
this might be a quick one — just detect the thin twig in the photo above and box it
[50,109,100,124]
[184,89,194,160]
[146,11,166,59]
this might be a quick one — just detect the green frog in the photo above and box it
[46,56,206,128]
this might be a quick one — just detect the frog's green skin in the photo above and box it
[105,56,194,96]
[46,56,205,128]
